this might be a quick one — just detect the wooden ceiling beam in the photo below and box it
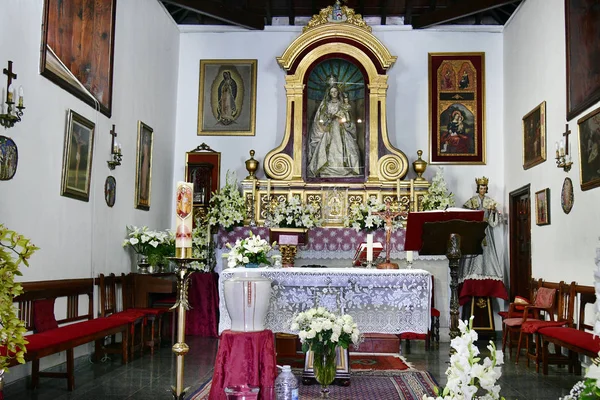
[412,0,520,29]
[161,0,265,30]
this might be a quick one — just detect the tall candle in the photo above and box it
[366,233,374,262]
[407,250,413,263]
[252,180,256,200]
[410,179,415,211]
[175,181,193,258]
[267,179,271,198]
[396,179,401,201]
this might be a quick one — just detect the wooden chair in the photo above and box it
[121,273,167,354]
[98,273,146,360]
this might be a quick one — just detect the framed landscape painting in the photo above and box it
[197,59,257,136]
[429,53,486,164]
[60,110,95,201]
[522,101,546,170]
[535,188,550,226]
[134,121,154,210]
[565,0,600,120]
[577,107,600,191]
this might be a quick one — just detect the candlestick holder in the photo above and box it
[106,124,122,170]
[166,256,200,400]
[1,61,25,129]
[555,150,572,172]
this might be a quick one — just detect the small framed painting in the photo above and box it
[577,107,600,191]
[105,175,116,207]
[197,59,257,136]
[134,121,154,210]
[535,188,550,226]
[522,101,546,170]
[561,177,574,214]
[60,110,95,201]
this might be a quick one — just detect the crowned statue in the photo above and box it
[458,176,508,305]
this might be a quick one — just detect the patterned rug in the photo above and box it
[277,352,413,372]
[188,371,438,400]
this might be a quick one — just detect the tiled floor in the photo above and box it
[3,336,583,400]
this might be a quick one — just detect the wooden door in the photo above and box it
[509,185,532,299]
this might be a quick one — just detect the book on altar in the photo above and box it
[353,241,384,266]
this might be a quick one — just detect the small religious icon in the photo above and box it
[372,203,407,269]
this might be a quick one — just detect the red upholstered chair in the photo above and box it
[502,283,558,366]
[120,273,167,354]
[400,275,439,350]
[500,278,542,356]
[98,273,146,361]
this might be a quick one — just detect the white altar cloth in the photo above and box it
[218,267,432,335]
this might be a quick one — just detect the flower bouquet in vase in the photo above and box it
[291,307,361,398]
[122,225,163,273]
[226,231,273,269]
[206,170,246,232]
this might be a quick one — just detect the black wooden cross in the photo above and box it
[3,61,17,90]
[109,124,117,153]
[563,123,571,155]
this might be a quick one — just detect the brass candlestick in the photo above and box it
[166,256,200,400]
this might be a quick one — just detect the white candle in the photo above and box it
[18,86,23,107]
[251,181,256,200]
[267,179,271,198]
[407,250,413,263]
[206,222,211,244]
[410,179,415,210]
[113,143,119,154]
[366,233,374,262]
[175,182,194,254]
[396,179,401,201]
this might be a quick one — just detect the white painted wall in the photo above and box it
[503,0,600,286]
[0,0,179,382]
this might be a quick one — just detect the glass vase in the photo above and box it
[312,346,337,398]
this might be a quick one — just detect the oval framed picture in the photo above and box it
[561,177,574,214]
[105,176,116,207]
[0,135,18,180]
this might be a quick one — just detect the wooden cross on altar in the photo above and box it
[3,61,17,101]
[372,202,407,269]
[563,124,571,155]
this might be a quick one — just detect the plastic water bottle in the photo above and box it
[274,365,298,400]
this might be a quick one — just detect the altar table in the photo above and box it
[209,329,277,400]
[218,268,432,335]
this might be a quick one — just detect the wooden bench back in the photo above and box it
[574,284,595,332]
[13,278,94,331]
[98,273,124,317]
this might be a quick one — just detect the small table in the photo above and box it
[209,330,278,400]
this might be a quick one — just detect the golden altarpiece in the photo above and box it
[242,4,429,226]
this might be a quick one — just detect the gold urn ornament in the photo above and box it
[412,150,428,181]
[245,150,259,180]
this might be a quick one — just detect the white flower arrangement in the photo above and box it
[561,358,600,399]
[343,197,386,232]
[226,231,273,268]
[421,168,455,211]
[190,225,214,271]
[291,307,362,353]
[206,170,246,231]
[424,316,504,400]
[266,196,323,229]
[122,225,164,256]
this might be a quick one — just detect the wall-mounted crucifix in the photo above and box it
[107,124,122,170]
[563,123,571,155]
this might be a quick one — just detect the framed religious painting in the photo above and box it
[185,143,221,222]
[534,188,550,226]
[60,110,95,201]
[134,121,154,210]
[522,101,546,170]
[429,53,486,164]
[0,136,18,180]
[565,0,600,121]
[197,59,257,136]
[40,0,117,117]
[577,107,600,191]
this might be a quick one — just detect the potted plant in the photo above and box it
[122,225,163,273]
[226,232,273,269]
[0,224,39,393]
[190,225,214,272]
[343,197,387,232]
[265,196,322,230]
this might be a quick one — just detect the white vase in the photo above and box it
[224,270,272,332]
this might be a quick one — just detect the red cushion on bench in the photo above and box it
[24,318,128,352]
[540,327,600,354]
[33,298,58,333]
[129,308,165,315]
[108,311,146,322]
[521,320,567,334]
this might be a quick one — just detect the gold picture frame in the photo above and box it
[60,110,95,201]
[535,188,550,226]
[577,107,600,191]
[197,59,257,136]
[134,121,154,210]
[522,101,546,170]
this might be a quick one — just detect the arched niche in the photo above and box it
[264,6,408,184]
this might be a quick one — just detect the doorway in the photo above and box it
[509,185,532,299]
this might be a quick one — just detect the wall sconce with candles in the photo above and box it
[106,124,122,170]
[555,124,573,172]
[0,61,25,129]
